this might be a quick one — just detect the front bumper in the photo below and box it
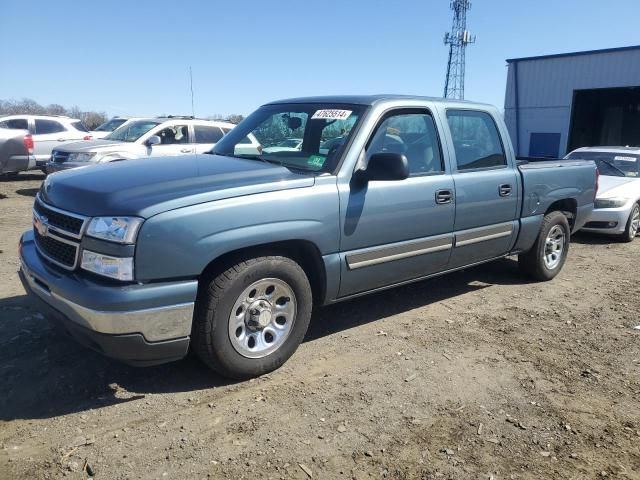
[19,231,198,366]
[581,205,630,235]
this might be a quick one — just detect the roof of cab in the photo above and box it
[266,94,492,108]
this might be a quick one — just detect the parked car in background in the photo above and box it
[0,115,90,170]
[0,128,32,177]
[47,116,238,173]
[90,116,140,139]
[20,95,597,379]
[566,146,640,241]
[262,137,302,153]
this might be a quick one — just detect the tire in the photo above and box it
[618,203,640,243]
[192,255,313,379]
[518,211,570,281]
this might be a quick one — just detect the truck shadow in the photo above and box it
[0,257,526,421]
[571,231,625,245]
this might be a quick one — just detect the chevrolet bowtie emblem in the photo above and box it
[35,215,49,237]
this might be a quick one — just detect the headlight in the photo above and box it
[81,250,133,281]
[595,198,627,209]
[86,216,143,243]
[67,152,97,163]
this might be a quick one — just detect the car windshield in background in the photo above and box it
[566,151,640,177]
[95,118,127,132]
[212,104,366,173]
[71,121,89,132]
[105,120,160,142]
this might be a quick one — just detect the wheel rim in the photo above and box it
[228,278,297,359]
[630,206,640,238]
[544,225,566,270]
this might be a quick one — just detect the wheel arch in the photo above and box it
[545,198,577,229]
[198,239,327,306]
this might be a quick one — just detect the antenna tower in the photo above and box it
[443,0,475,99]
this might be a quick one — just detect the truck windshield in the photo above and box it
[105,120,160,142]
[566,151,639,177]
[211,103,367,173]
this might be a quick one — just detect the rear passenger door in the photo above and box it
[442,109,519,269]
[33,119,75,163]
[192,125,224,153]
[338,108,455,297]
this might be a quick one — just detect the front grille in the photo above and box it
[33,196,86,270]
[52,151,70,163]
[34,229,78,268]
[34,197,84,236]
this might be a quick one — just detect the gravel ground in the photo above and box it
[0,173,639,480]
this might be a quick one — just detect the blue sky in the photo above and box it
[1,0,638,117]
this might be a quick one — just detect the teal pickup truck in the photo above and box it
[19,95,597,378]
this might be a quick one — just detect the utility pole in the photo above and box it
[443,0,475,100]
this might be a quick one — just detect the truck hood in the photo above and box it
[597,175,640,198]
[54,139,129,153]
[39,154,316,218]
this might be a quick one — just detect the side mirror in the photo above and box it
[355,152,409,182]
[145,135,161,147]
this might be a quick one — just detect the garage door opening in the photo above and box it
[568,87,640,153]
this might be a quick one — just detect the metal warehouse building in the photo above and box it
[504,45,640,158]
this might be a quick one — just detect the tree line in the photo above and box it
[0,98,245,130]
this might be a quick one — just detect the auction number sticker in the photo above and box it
[614,156,637,162]
[312,109,352,120]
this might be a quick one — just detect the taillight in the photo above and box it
[23,134,34,154]
[595,168,600,199]
[83,135,93,140]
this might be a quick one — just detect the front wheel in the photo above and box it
[618,203,640,243]
[192,255,312,379]
[518,211,570,281]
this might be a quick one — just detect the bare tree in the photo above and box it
[0,98,107,129]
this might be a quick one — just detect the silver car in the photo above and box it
[0,115,89,170]
[47,116,238,173]
[567,147,640,242]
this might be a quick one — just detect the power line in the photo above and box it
[443,0,476,100]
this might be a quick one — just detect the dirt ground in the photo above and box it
[0,173,638,480]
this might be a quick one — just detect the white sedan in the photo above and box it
[566,147,640,242]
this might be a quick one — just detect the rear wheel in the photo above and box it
[618,203,640,243]
[518,211,570,281]
[192,255,312,379]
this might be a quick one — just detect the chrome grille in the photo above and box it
[52,151,70,163]
[33,195,87,270]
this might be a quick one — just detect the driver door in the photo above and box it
[338,109,456,297]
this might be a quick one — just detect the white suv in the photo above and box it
[0,115,89,170]
[48,116,241,173]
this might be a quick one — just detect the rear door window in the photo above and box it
[35,119,66,134]
[0,118,29,130]
[193,125,224,143]
[446,110,506,170]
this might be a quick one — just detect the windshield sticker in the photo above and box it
[311,109,352,121]
[614,156,637,162]
[307,155,327,168]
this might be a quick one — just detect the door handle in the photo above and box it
[57,138,66,142]
[499,184,512,197]
[435,189,453,205]
[180,148,192,153]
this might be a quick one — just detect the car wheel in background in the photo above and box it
[192,255,313,379]
[618,203,640,243]
[518,211,570,281]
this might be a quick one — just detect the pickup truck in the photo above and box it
[0,128,33,176]
[19,95,597,379]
